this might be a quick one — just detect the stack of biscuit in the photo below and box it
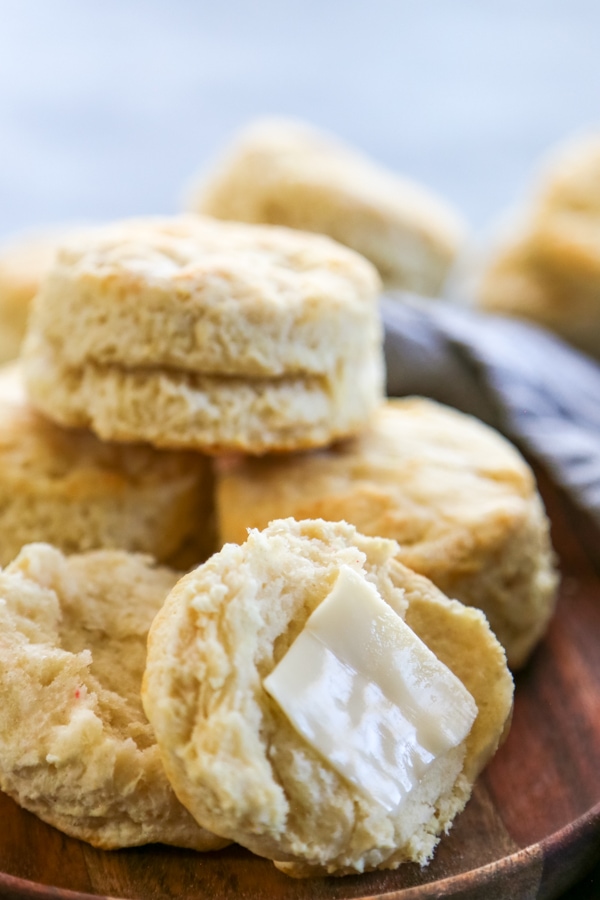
[474,132,600,358]
[0,161,557,876]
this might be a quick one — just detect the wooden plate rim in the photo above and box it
[1,798,599,900]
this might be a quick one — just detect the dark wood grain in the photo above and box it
[1,468,599,900]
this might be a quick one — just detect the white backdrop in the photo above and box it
[1,0,599,240]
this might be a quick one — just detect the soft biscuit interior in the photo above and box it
[142,518,513,877]
[0,543,226,851]
[263,564,478,814]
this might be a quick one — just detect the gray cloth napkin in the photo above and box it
[381,293,600,529]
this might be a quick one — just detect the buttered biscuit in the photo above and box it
[22,215,384,453]
[0,543,227,850]
[143,518,513,876]
[0,364,213,567]
[476,134,600,357]
[186,118,466,296]
[215,399,558,669]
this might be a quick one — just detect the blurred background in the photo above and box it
[1,0,599,241]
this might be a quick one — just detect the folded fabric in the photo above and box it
[382,294,600,530]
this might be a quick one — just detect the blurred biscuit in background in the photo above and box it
[0,229,66,363]
[186,117,466,297]
[475,133,600,358]
[0,226,97,363]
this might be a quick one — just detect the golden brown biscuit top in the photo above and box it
[217,397,537,556]
[25,214,382,378]
[53,214,380,305]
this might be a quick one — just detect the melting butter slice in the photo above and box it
[263,565,477,812]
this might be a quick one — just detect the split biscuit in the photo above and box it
[186,118,466,295]
[142,517,513,876]
[0,364,213,568]
[21,214,384,453]
[0,542,227,850]
[215,398,558,669]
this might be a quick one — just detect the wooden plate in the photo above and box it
[1,468,599,900]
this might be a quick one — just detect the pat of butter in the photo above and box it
[263,565,477,812]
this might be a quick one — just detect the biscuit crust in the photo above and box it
[0,543,226,850]
[22,215,384,453]
[215,399,558,669]
[0,364,213,566]
[143,518,513,876]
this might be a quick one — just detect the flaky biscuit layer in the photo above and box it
[23,336,383,454]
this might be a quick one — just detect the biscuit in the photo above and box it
[475,134,600,357]
[0,542,227,850]
[186,118,466,295]
[215,398,558,669]
[0,228,71,363]
[477,232,600,358]
[21,215,384,453]
[142,518,513,876]
[0,363,214,568]
[529,133,600,281]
